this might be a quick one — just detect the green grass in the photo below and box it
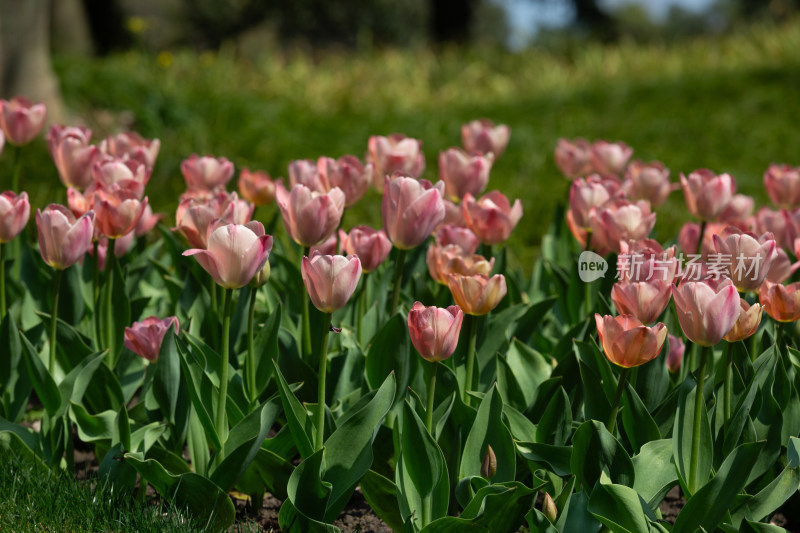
[4,18,800,267]
[0,452,203,533]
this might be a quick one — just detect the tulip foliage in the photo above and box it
[1,102,799,533]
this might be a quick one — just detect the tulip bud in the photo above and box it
[462,190,523,245]
[238,168,277,206]
[301,252,362,313]
[595,314,667,368]
[36,205,95,270]
[554,137,592,179]
[339,226,392,273]
[724,300,762,342]
[318,155,372,207]
[407,302,463,362]
[277,183,345,247]
[672,279,739,346]
[382,176,445,250]
[764,164,800,209]
[438,147,493,201]
[759,281,800,323]
[681,169,736,221]
[181,154,234,191]
[251,261,271,288]
[367,134,425,189]
[590,140,632,176]
[288,159,325,192]
[447,273,506,316]
[480,445,497,480]
[0,97,47,146]
[124,316,179,362]
[461,119,510,159]
[666,334,685,373]
[0,191,31,243]
[542,492,558,523]
[623,160,674,207]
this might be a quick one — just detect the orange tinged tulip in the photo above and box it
[759,280,800,323]
[407,302,463,362]
[594,313,667,368]
[462,190,522,245]
[446,273,506,316]
[724,299,763,342]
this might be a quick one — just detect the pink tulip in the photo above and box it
[382,176,445,249]
[439,251,494,279]
[623,160,675,207]
[311,232,338,256]
[0,130,4,156]
[764,164,800,209]
[590,199,656,254]
[339,226,392,273]
[681,169,736,221]
[47,125,99,190]
[0,191,31,243]
[590,140,632,176]
[101,132,160,168]
[566,209,593,252]
[93,158,150,198]
[554,137,593,179]
[666,334,685,373]
[288,159,325,192]
[611,279,672,324]
[462,190,523,245]
[67,186,95,217]
[36,205,95,270]
[438,148,493,201]
[124,316,179,362]
[93,187,148,239]
[301,252,362,313]
[174,191,252,249]
[678,221,727,258]
[461,119,510,158]
[595,314,667,368]
[759,281,800,323]
[238,168,277,206]
[434,224,479,255]
[183,222,273,289]
[766,248,800,283]
[407,302,463,362]
[447,273,506,316]
[711,226,776,292]
[672,279,739,346]
[181,154,234,191]
[569,174,623,229]
[440,198,467,228]
[617,239,678,284]
[754,207,792,250]
[317,155,372,207]
[724,299,762,342]
[276,183,345,247]
[718,194,754,224]
[134,204,163,237]
[0,97,46,146]
[368,134,425,189]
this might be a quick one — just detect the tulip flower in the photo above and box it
[93,158,151,199]
[238,168,277,206]
[124,316,179,362]
[47,125,100,190]
[764,164,800,209]
[754,207,794,251]
[301,252,362,314]
[67,187,96,217]
[368,134,425,189]
[623,160,675,207]
[408,302,463,363]
[183,222,273,289]
[435,224,480,255]
[724,299,762,342]
[590,141,632,176]
[93,187,148,239]
[36,205,95,270]
[569,174,622,230]
[439,249,494,280]
[288,159,325,192]
[0,97,46,146]
[718,194,754,224]
[672,279,739,346]
[766,248,800,283]
[595,313,667,434]
[438,148,493,201]
[134,204,163,237]
[554,137,593,179]
[590,199,656,254]
[461,119,510,158]
[339,226,392,273]
[0,191,30,244]
[317,155,372,207]
[276,183,345,247]
[666,334,685,373]
[382,176,446,250]
[440,198,467,228]
[617,239,678,284]
[311,232,338,256]
[462,190,523,245]
[100,131,160,168]
[681,169,736,221]
[0,130,4,156]
[711,227,776,292]
[181,154,234,191]
[759,280,800,323]
[611,279,672,324]
[678,221,727,259]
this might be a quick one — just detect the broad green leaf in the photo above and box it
[503,403,537,442]
[20,333,60,416]
[366,313,412,400]
[499,339,552,410]
[125,453,236,531]
[56,351,105,417]
[672,441,766,533]
[536,386,571,446]
[0,418,42,458]
[236,447,294,501]
[571,420,635,492]
[69,403,116,441]
[146,446,192,475]
[632,439,677,510]
[273,360,315,460]
[621,383,661,455]
[672,373,712,495]
[459,385,515,483]
[187,410,210,477]
[515,441,572,477]
[281,448,333,526]
[730,460,800,526]
[0,313,30,422]
[588,483,651,533]
[152,327,181,424]
[360,469,404,533]
[740,520,789,533]
[578,360,612,424]
[175,336,221,450]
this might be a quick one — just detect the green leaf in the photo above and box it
[632,439,677,510]
[273,360,315,460]
[571,420,635,492]
[19,333,60,416]
[672,373,712,495]
[56,351,106,417]
[536,386,571,446]
[152,327,181,424]
[69,403,116,441]
[125,453,236,532]
[175,336,221,451]
[515,441,572,477]
[97,257,131,363]
[730,460,800,527]
[236,447,294,501]
[740,520,788,533]
[588,482,651,533]
[366,313,412,401]
[497,339,552,411]
[0,418,43,458]
[621,383,661,455]
[503,404,537,442]
[459,385,515,483]
[115,404,131,451]
[253,304,281,397]
[0,313,30,422]
[672,441,766,533]
[360,469,404,533]
[281,448,333,526]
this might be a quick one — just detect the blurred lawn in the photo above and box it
[4,19,800,269]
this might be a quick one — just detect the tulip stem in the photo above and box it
[93,241,101,351]
[11,145,21,192]
[389,248,407,314]
[302,247,312,359]
[49,269,63,375]
[724,342,733,422]
[696,221,706,256]
[246,286,258,405]
[426,362,438,436]
[0,243,6,321]
[688,345,709,494]
[217,288,234,454]
[463,314,478,407]
[607,367,629,434]
[315,313,333,451]
[356,277,367,344]
[209,278,217,316]
[585,229,592,252]
[105,238,116,367]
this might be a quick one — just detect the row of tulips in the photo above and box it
[1,92,798,532]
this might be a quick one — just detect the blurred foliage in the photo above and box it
[5,17,800,269]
